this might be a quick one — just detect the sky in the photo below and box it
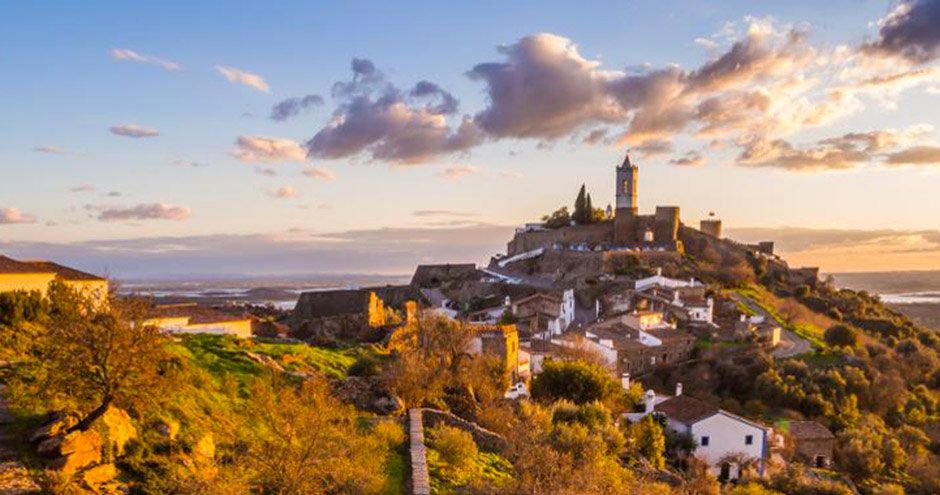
[1,0,940,277]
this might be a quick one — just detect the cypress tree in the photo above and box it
[574,184,587,224]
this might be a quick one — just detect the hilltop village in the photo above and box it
[1,154,938,494]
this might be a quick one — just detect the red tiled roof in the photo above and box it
[0,255,54,274]
[22,261,105,281]
[655,395,719,425]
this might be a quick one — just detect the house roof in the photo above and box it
[410,263,478,288]
[23,261,105,281]
[0,255,55,274]
[148,303,249,324]
[512,292,561,307]
[655,395,720,425]
[783,420,833,440]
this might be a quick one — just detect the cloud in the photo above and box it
[884,145,940,165]
[304,58,483,164]
[862,0,940,64]
[110,48,180,71]
[32,145,65,154]
[726,226,940,272]
[0,223,515,277]
[109,124,159,138]
[670,151,706,166]
[437,165,479,181]
[255,167,277,176]
[413,210,477,217]
[172,160,206,167]
[468,33,622,139]
[216,65,270,93]
[107,192,122,197]
[70,184,96,193]
[269,186,299,199]
[632,139,673,157]
[301,167,336,181]
[694,37,719,50]
[271,94,324,121]
[736,136,869,171]
[231,136,306,163]
[0,208,37,225]
[499,170,525,180]
[96,203,191,222]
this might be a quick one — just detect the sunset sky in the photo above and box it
[2,0,939,277]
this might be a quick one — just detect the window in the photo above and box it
[701,436,710,446]
[745,435,753,445]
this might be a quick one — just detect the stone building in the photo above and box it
[506,153,682,256]
[562,319,695,376]
[781,420,834,468]
[469,324,521,377]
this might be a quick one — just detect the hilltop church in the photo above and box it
[507,153,696,256]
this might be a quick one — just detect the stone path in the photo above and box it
[732,293,812,358]
[408,409,430,495]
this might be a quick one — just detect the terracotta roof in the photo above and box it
[23,261,105,281]
[0,255,54,274]
[655,395,719,425]
[784,420,833,440]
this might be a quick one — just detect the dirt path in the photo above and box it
[0,384,40,494]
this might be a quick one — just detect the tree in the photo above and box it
[626,415,666,469]
[236,376,396,494]
[573,184,588,224]
[542,206,571,229]
[37,284,173,432]
[825,324,859,348]
[530,359,625,412]
[427,423,479,477]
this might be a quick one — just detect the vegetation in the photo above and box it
[530,359,637,413]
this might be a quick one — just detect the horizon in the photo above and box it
[2,0,940,276]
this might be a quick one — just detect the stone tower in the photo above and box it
[616,152,638,216]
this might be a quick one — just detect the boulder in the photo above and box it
[333,376,405,416]
[153,418,180,441]
[81,463,117,486]
[99,407,137,456]
[192,433,215,462]
[29,414,77,444]
[244,352,285,372]
[48,430,102,475]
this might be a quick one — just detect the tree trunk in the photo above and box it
[68,395,113,432]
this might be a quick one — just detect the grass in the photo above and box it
[426,447,514,494]
[171,333,383,383]
[383,446,408,495]
[734,285,829,349]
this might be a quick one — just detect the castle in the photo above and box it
[507,153,711,256]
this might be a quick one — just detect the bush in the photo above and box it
[825,325,859,348]
[530,359,623,410]
[427,423,479,476]
[348,354,382,376]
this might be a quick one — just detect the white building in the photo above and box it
[634,268,702,292]
[626,384,770,480]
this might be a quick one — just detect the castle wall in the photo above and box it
[507,221,614,255]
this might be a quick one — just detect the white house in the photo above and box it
[634,268,702,292]
[626,384,770,480]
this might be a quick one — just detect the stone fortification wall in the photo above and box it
[421,408,508,453]
[507,221,613,255]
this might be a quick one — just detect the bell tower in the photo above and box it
[615,152,638,216]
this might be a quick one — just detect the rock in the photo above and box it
[49,430,102,475]
[99,407,137,456]
[29,414,77,444]
[244,352,285,372]
[153,419,180,441]
[0,461,40,494]
[333,376,405,416]
[192,433,214,462]
[81,463,117,486]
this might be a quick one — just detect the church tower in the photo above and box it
[615,152,638,216]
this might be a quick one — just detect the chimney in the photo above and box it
[739,314,746,322]
[675,382,683,397]
[621,373,631,390]
[656,267,663,276]
[644,389,656,414]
